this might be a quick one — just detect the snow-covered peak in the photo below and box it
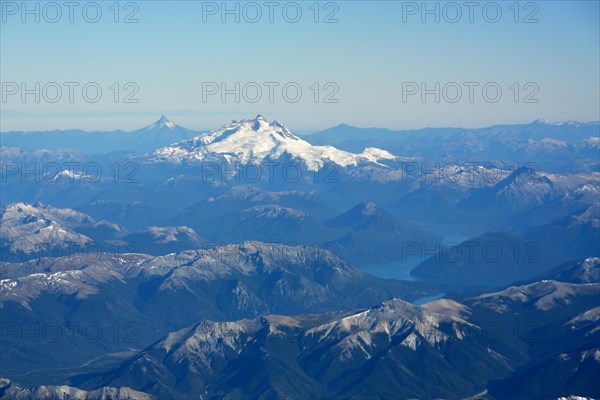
[0,203,96,257]
[305,298,470,349]
[151,115,398,171]
[1,202,94,225]
[197,115,301,146]
[0,379,154,400]
[159,319,263,363]
[144,115,178,130]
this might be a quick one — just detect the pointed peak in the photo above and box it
[145,115,177,130]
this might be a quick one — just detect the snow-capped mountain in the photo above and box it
[0,242,433,383]
[151,115,397,171]
[83,298,514,399]
[0,203,94,259]
[0,241,428,324]
[131,115,200,143]
[0,378,155,400]
[303,297,473,352]
[0,203,131,261]
[142,114,177,130]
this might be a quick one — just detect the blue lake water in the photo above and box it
[359,256,423,281]
[358,231,473,305]
[359,232,472,281]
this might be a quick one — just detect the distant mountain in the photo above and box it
[0,149,120,208]
[0,378,154,400]
[0,146,83,164]
[518,205,600,258]
[169,185,338,225]
[507,182,599,229]
[305,123,462,153]
[194,201,442,266]
[78,199,187,232]
[74,220,126,244]
[541,258,600,284]
[128,115,198,144]
[199,204,336,244]
[4,118,598,170]
[325,201,442,265]
[119,226,206,255]
[410,231,566,286]
[140,114,178,130]
[305,120,600,172]
[150,115,397,172]
[80,299,512,399]
[458,165,597,218]
[0,116,201,153]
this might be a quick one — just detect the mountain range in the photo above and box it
[0,241,438,385]
[70,267,600,399]
[4,117,598,174]
[0,116,201,154]
[306,119,600,173]
[1,115,598,399]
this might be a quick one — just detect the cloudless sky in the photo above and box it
[1,0,599,131]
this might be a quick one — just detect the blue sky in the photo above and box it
[1,0,599,131]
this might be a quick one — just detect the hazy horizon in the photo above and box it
[2,1,599,131]
[2,112,599,134]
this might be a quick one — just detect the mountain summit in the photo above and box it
[131,115,199,143]
[142,115,178,131]
[151,115,397,170]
